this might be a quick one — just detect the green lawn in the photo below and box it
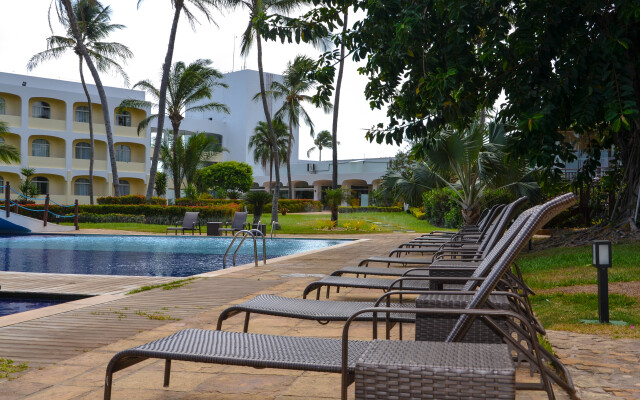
[69,212,446,235]
[518,242,640,338]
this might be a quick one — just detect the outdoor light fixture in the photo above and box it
[592,240,612,323]
[21,81,27,86]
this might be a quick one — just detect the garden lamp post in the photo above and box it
[592,240,612,324]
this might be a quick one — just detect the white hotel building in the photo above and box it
[0,70,389,205]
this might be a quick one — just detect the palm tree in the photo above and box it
[384,120,540,224]
[54,0,128,196]
[0,122,21,164]
[119,59,229,199]
[136,0,221,200]
[257,55,331,198]
[29,0,131,205]
[159,132,226,195]
[331,8,348,190]
[307,129,336,161]
[248,119,288,194]
[224,0,304,220]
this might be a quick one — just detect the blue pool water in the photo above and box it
[0,296,77,317]
[0,235,349,277]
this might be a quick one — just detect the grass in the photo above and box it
[126,278,197,294]
[69,212,447,235]
[517,242,640,289]
[0,358,29,379]
[518,242,640,338]
[530,293,639,338]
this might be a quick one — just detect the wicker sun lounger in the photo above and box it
[165,211,201,235]
[218,211,248,236]
[104,194,577,400]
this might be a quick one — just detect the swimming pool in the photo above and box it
[0,292,89,317]
[0,235,350,277]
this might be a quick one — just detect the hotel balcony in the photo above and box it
[116,161,146,173]
[0,114,21,128]
[30,156,66,169]
[72,159,108,171]
[28,117,66,131]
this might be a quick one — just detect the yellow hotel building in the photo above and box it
[0,72,150,205]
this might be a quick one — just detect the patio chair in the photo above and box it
[330,197,527,281]
[103,195,577,400]
[219,212,248,236]
[165,212,201,235]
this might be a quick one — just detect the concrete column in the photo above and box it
[65,138,73,171]
[65,100,73,132]
[20,135,29,169]
[313,182,323,201]
[65,173,72,204]
[21,97,29,128]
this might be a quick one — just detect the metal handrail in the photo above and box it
[222,229,266,268]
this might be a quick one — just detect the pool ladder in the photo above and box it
[222,229,266,268]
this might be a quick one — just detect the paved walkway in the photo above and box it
[0,232,638,399]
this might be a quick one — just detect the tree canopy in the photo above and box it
[198,161,254,194]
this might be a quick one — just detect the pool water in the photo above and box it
[0,293,88,317]
[0,235,350,277]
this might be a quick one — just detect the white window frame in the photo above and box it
[0,97,5,115]
[33,176,49,195]
[74,178,90,196]
[75,106,90,123]
[75,142,91,160]
[32,101,51,119]
[116,111,131,127]
[115,144,131,162]
[119,179,130,195]
[32,139,50,157]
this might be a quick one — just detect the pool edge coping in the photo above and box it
[0,238,368,328]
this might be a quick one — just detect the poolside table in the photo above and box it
[207,222,222,236]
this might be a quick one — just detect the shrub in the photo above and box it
[339,206,403,213]
[244,191,272,224]
[97,195,165,205]
[409,207,426,220]
[198,161,253,193]
[312,219,337,230]
[423,188,462,229]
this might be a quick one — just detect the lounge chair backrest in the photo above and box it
[182,212,200,228]
[476,204,502,233]
[475,197,528,255]
[467,204,505,245]
[448,193,576,342]
[230,212,248,229]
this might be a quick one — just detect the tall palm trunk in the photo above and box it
[256,33,280,222]
[269,155,273,194]
[287,116,293,199]
[61,0,120,196]
[146,0,184,199]
[78,56,94,204]
[171,120,182,199]
[330,9,348,221]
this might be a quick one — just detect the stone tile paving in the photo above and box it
[0,232,638,399]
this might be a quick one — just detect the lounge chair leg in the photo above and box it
[163,359,171,387]
[243,313,251,333]
[325,286,330,299]
[316,288,321,300]
[104,371,113,400]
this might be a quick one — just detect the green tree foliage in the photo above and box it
[19,168,39,199]
[154,171,168,198]
[382,120,540,224]
[339,0,640,223]
[0,122,20,164]
[29,0,132,205]
[119,59,228,198]
[136,0,221,200]
[199,161,254,194]
[307,129,336,161]
[244,190,273,224]
[248,119,289,191]
[324,187,350,222]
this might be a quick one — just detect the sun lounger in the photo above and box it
[104,194,577,400]
[218,211,248,236]
[165,212,201,235]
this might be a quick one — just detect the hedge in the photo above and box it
[97,195,166,205]
[175,198,244,207]
[339,206,403,213]
[15,203,242,223]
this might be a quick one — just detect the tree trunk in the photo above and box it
[78,56,94,205]
[614,126,640,228]
[170,120,182,199]
[256,33,280,223]
[269,155,273,195]
[287,117,293,199]
[146,0,183,200]
[329,9,348,222]
[61,0,120,196]
[318,145,322,162]
[461,207,479,226]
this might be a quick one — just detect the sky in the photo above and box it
[0,1,405,161]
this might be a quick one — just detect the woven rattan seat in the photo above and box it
[217,294,416,330]
[303,276,431,299]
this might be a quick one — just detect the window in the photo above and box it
[0,97,5,115]
[75,142,91,160]
[0,176,4,194]
[31,139,50,157]
[32,101,51,119]
[119,179,130,195]
[115,144,131,162]
[75,106,90,123]
[116,111,131,127]
[33,177,49,195]
[74,178,90,196]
